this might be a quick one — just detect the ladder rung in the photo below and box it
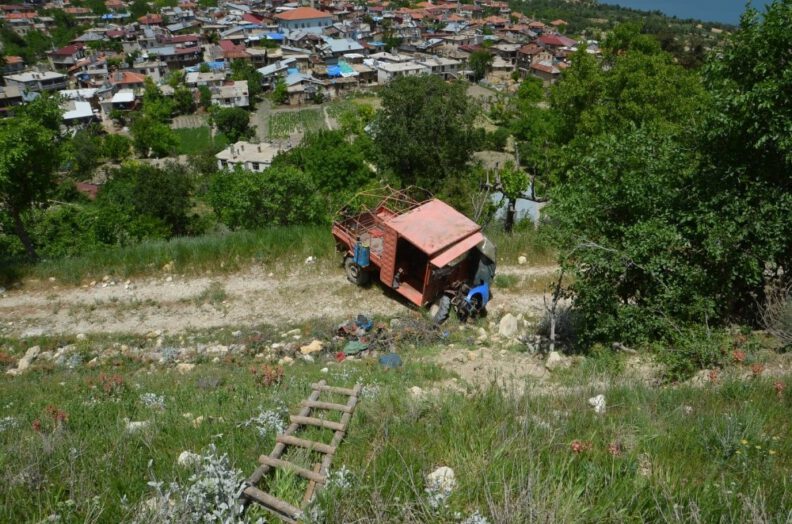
[290,415,345,432]
[311,383,357,396]
[258,455,326,483]
[302,399,353,413]
[243,485,301,523]
[276,434,336,455]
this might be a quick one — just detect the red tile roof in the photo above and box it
[4,12,36,19]
[52,43,84,56]
[138,13,162,24]
[537,34,576,47]
[111,71,147,84]
[274,7,332,21]
[242,13,263,24]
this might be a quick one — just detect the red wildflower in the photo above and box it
[570,440,592,454]
[732,350,746,363]
[751,363,765,377]
[608,441,623,457]
[774,382,785,399]
[32,419,42,432]
[708,370,719,383]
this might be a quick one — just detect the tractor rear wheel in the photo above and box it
[430,295,451,325]
[344,256,370,286]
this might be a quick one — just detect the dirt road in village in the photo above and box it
[0,264,558,338]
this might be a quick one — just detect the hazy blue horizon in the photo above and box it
[599,0,772,25]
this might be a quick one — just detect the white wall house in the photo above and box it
[274,7,333,34]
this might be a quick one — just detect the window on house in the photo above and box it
[252,162,260,170]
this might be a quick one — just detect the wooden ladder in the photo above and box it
[240,380,362,523]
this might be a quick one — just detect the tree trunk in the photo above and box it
[504,197,516,233]
[11,208,37,261]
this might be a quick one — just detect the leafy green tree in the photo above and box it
[691,0,792,322]
[271,78,288,105]
[373,75,479,191]
[551,47,704,147]
[198,85,212,109]
[469,49,493,81]
[98,162,194,236]
[173,86,196,115]
[603,21,661,58]
[210,107,253,142]
[495,161,530,232]
[272,129,374,213]
[102,134,132,162]
[0,96,62,259]
[141,78,175,122]
[130,115,177,157]
[66,125,104,177]
[230,60,262,97]
[208,165,323,228]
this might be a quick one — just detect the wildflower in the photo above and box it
[735,450,741,455]
[769,450,777,455]
[732,350,746,363]
[774,382,785,399]
[740,439,749,445]
[755,445,762,450]
[140,393,166,410]
[750,363,764,377]
[0,416,17,433]
[708,370,719,383]
[607,441,623,457]
[32,419,42,433]
[570,440,592,454]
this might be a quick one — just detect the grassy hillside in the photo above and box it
[0,323,789,522]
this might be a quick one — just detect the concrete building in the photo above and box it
[274,7,333,35]
[211,80,249,108]
[4,71,68,92]
[215,141,282,172]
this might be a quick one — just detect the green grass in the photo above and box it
[267,110,325,139]
[6,226,334,285]
[2,221,556,287]
[0,332,789,522]
[173,127,229,155]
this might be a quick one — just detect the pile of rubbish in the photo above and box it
[331,314,445,367]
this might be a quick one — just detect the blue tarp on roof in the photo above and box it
[287,67,300,75]
[369,41,386,47]
[327,65,341,77]
[267,32,284,40]
[184,61,226,73]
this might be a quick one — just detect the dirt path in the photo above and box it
[0,264,556,338]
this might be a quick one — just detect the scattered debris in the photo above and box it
[378,353,402,369]
[299,340,324,355]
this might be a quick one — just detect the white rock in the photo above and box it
[302,354,315,363]
[545,351,570,371]
[498,314,519,338]
[24,346,41,359]
[125,420,150,433]
[300,340,324,355]
[518,255,527,265]
[426,466,456,494]
[165,276,173,283]
[320,367,329,373]
[278,356,294,366]
[588,394,606,415]
[76,333,87,341]
[206,345,229,355]
[191,416,204,428]
[175,363,195,374]
[409,386,424,398]
[282,329,301,338]
[177,451,201,468]
[304,256,316,264]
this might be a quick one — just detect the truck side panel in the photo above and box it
[379,227,398,287]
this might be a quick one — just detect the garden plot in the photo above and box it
[267,110,325,139]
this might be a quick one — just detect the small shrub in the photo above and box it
[761,283,792,348]
[250,364,284,388]
[656,327,728,381]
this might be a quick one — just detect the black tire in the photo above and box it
[431,295,451,325]
[344,256,370,286]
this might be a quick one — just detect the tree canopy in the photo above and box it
[373,75,479,192]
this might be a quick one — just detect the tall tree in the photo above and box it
[469,49,493,81]
[210,107,253,142]
[373,75,479,192]
[0,96,62,259]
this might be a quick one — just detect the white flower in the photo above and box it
[140,393,166,410]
